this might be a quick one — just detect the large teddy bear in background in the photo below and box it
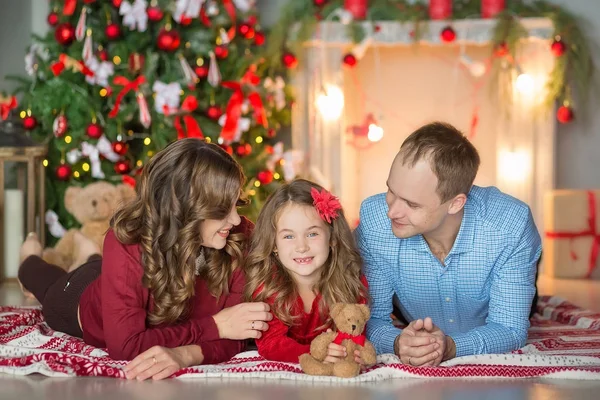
[43,182,136,271]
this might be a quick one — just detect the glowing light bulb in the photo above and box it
[367,124,384,142]
[316,85,344,121]
[515,73,534,94]
[500,150,529,182]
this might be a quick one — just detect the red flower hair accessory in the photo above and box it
[311,187,342,223]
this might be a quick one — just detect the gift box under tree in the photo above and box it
[543,190,600,279]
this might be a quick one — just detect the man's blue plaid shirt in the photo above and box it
[356,186,542,357]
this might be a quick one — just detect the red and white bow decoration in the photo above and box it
[218,114,250,144]
[66,135,121,179]
[120,0,149,32]
[85,57,114,87]
[174,0,205,23]
[152,81,181,114]
[45,210,66,238]
[263,76,286,111]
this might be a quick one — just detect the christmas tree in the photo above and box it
[8,0,294,245]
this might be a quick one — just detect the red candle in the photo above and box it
[481,0,505,19]
[429,0,452,20]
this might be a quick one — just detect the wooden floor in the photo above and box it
[0,275,599,400]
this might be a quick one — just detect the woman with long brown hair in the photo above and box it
[18,139,271,380]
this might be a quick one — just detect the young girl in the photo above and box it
[244,179,369,364]
[18,139,272,380]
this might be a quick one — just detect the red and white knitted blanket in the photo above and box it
[1,296,599,381]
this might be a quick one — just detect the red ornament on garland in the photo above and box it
[551,39,567,57]
[344,0,368,20]
[206,105,223,120]
[55,23,75,46]
[105,23,121,40]
[86,123,103,139]
[481,0,505,19]
[147,6,164,22]
[257,170,274,185]
[214,45,229,59]
[429,0,452,20]
[114,160,131,174]
[23,116,37,130]
[239,23,255,39]
[112,0,123,7]
[220,144,233,155]
[53,115,68,137]
[343,53,357,67]
[440,26,456,43]
[236,143,252,157]
[282,52,298,69]
[254,31,266,46]
[494,42,509,57]
[195,65,209,79]
[47,12,59,26]
[157,28,181,52]
[112,141,129,156]
[557,105,574,124]
[55,164,72,181]
[313,0,328,6]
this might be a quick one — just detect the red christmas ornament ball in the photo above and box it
[557,105,574,124]
[55,164,72,181]
[313,0,327,6]
[254,31,266,46]
[236,143,252,157]
[98,49,109,61]
[266,128,276,138]
[47,12,59,26]
[265,145,274,154]
[206,105,223,120]
[112,141,129,156]
[214,45,229,59]
[86,123,104,139]
[53,115,68,137]
[157,29,181,52]
[147,6,164,22]
[239,23,255,39]
[220,144,234,155]
[114,160,131,175]
[551,39,567,57]
[23,116,37,130]
[343,53,357,67]
[105,23,121,40]
[440,26,456,43]
[257,170,274,185]
[55,23,75,46]
[112,0,123,7]
[282,52,298,69]
[195,65,209,78]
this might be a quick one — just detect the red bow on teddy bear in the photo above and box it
[332,332,366,346]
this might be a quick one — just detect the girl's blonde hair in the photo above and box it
[244,179,367,326]
[112,139,248,326]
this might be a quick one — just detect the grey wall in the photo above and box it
[2,0,599,189]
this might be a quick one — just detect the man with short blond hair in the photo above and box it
[356,122,541,366]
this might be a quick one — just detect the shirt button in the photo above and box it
[445,297,451,302]
[449,319,454,323]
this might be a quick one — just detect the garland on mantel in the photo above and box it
[265,0,594,124]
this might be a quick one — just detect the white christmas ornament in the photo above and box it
[67,136,121,179]
[45,210,66,238]
[206,1,219,16]
[218,114,250,144]
[152,81,182,114]
[120,0,149,32]
[207,51,221,87]
[85,57,114,87]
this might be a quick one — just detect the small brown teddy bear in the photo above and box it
[43,181,136,271]
[299,303,377,378]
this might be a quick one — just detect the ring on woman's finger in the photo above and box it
[152,356,157,364]
[251,321,255,330]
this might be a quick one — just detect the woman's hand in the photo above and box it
[124,345,203,381]
[213,302,272,340]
